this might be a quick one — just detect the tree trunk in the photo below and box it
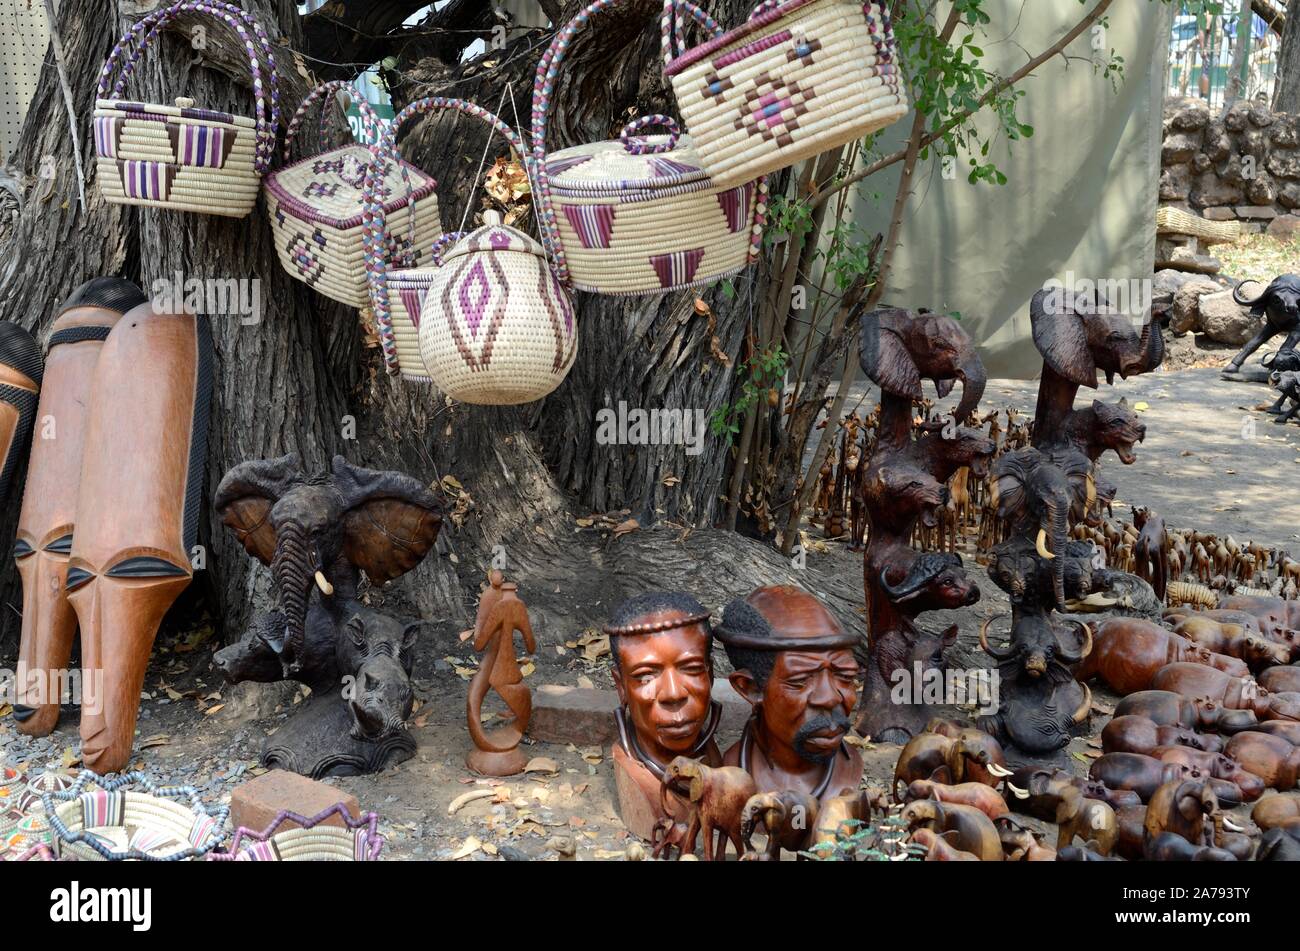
[0,0,787,651]
[1276,0,1300,113]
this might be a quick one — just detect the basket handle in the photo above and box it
[533,0,723,287]
[98,1,280,175]
[619,114,680,155]
[659,0,727,62]
[283,80,385,161]
[429,230,468,267]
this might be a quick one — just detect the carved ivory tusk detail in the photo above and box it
[315,570,334,596]
[1036,528,1055,560]
[1007,783,1029,799]
[986,763,1013,777]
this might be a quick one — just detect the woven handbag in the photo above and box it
[45,770,228,861]
[532,0,768,296]
[663,0,908,188]
[95,1,280,217]
[208,803,384,861]
[264,81,442,311]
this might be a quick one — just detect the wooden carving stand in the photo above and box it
[465,570,536,776]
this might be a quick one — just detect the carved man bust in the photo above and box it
[718,586,863,805]
[605,592,722,841]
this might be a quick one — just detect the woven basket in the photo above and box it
[18,770,77,814]
[663,0,908,188]
[45,771,228,861]
[532,0,768,296]
[209,803,383,861]
[0,766,21,804]
[3,813,52,857]
[264,81,442,311]
[95,1,280,217]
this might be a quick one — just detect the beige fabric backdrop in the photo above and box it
[849,0,1172,379]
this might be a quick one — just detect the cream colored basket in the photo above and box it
[663,0,908,189]
[376,97,544,381]
[264,81,442,311]
[94,1,280,217]
[46,771,228,862]
[532,0,768,296]
[208,803,384,861]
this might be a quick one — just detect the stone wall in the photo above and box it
[1161,97,1300,233]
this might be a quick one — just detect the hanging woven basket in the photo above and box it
[94,1,280,217]
[532,0,768,296]
[45,771,228,861]
[208,803,383,861]
[663,0,908,189]
[264,81,442,310]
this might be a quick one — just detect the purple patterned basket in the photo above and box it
[663,0,908,188]
[94,1,280,217]
[208,803,383,861]
[532,0,768,296]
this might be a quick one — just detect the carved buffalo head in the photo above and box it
[859,306,987,427]
[1233,274,1300,330]
[878,553,980,615]
[215,454,443,675]
[980,611,1092,687]
[1030,286,1164,387]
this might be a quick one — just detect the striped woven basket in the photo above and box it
[264,81,442,311]
[94,1,280,217]
[663,0,908,189]
[208,803,383,861]
[533,0,768,296]
[45,770,228,861]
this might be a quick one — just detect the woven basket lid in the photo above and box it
[545,135,712,198]
[441,219,548,264]
[266,144,439,229]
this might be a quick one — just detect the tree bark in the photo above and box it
[1276,0,1300,113]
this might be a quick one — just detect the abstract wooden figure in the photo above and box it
[466,570,536,776]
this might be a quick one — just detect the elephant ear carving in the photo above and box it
[991,450,1030,519]
[332,456,443,584]
[1030,288,1096,388]
[690,773,705,803]
[214,453,306,566]
[859,307,922,400]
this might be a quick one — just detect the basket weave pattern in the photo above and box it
[94,1,280,217]
[664,0,908,188]
[531,0,768,296]
[209,803,384,861]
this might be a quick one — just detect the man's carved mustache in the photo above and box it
[792,710,851,764]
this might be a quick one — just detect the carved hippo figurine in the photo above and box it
[904,779,1009,820]
[1148,663,1279,719]
[1006,766,1141,817]
[1260,666,1300,694]
[1074,618,1247,695]
[891,727,1010,799]
[1251,791,1300,830]
[1101,715,1223,755]
[1113,690,1259,734]
[899,799,1002,861]
[1254,719,1300,745]
[1148,746,1266,801]
[1172,614,1292,670]
[1223,731,1300,791]
[908,827,980,861]
[1089,752,1244,805]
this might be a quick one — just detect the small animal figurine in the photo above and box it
[1089,752,1244,805]
[899,798,1002,861]
[1150,663,1300,721]
[1149,746,1266,801]
[1054,787,1118,856]
[909,827,979,861]
[1101,715,1223,756]
[903,779,1009,821]
[465,571,537,776]
[891,726,1011,799]
[1251,790,1300,830]
[1131,506,1169,602]
[1170,614,1291,669]
[739,790,820,861]
[1224,731,1300,791]
[1113,690,1259,734]
[994,815,1056,861]
[1074,618,1247,695]
[660,757,757,861]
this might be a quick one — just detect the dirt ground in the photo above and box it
[2,363,1292,859]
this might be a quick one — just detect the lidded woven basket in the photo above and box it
[94,1,280,217]
[418,214,578,405]
[663,0,908,189]
[532,0,768,296]
[264,81,442,309]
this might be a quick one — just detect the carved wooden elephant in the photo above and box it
[661,757,757,862]
[1055,786,1118,856]
[739,790,820,861]
[900,799,1002,861]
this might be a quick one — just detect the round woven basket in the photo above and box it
[532,0,768,296]
[418,220,579,405]
[95,1,280,217]
[4,813,52,857]
[663,0,908,189]
[209,804,383,861]
[19,770,77,814]
[0,766,21,804]
[265,81,441,315]
[45,771,228,862]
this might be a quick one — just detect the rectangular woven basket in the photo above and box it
[94,1,280,218]
[386,269,435,381]
[664,0,909,189]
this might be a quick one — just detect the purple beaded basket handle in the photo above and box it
[533,0,723,287]
[208,803,384,861]
[428,230,468,268]
[98,1,281,175]
[0,843,56,862]
[619,115,680,155]
[283,80,385,164]
[382,96,530,268]
[658,0,726,61]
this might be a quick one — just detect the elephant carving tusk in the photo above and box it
[1007,783,1029,799]
[1036,528,1055,560]
[1072,682,1093,724]
[985,763,1013,778]
[1222,816,1245,833]
[315,570,334,596]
